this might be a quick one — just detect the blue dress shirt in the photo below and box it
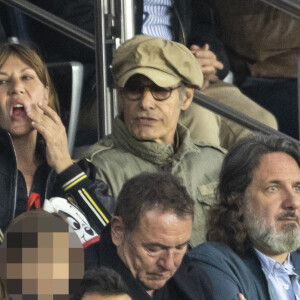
[142,0,173,40]
[255,248,300,300]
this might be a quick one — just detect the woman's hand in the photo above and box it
[27,102,73,173]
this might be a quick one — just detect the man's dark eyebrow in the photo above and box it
[175,240,190,248]
[266,180,300,185]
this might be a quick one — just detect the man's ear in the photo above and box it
[111,216,125,247]
[180,87,194,111]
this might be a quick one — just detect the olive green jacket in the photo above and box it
[86,117,226,246]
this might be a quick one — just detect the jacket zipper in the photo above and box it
[45,169,56,200]
[7,130,53,216]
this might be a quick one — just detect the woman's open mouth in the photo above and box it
[11,104,26,119]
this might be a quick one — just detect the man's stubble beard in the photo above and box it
[244,198,300,254]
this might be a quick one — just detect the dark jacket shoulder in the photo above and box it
[188,242,272,300]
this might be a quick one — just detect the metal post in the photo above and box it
[121,0,135,41]
[94,0,111,139]
[94,0,135,139]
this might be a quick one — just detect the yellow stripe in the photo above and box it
[64,174,87,191]
[82,188,109,223]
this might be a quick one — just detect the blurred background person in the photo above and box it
[212,0,300,139]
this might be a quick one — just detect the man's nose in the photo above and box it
[157,250,176,271]
[282,188,300,210]
[139,89,155,110]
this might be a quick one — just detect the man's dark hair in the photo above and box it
[207,133,300,256]
[115,172,194,232]
[71,267,130,299]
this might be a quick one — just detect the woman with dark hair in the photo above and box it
[0,42,114,234]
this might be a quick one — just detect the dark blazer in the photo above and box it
[188,241,300,300]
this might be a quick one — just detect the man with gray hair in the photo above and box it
[84,35,225,246]
[188,134,300,299]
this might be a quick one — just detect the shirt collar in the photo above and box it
[255,248,297,276]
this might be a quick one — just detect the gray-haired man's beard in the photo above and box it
[244,201,300,254]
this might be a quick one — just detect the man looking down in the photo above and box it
[85,172,214,299]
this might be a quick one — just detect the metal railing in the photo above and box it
[193,91,299,144]
[259,0,300,19]
[0,0,299,144]
[93,0,134,139]
[0,0,94,48]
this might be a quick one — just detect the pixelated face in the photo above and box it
[112,209,192,295]
[120,75,192,145]
[0,214,84,299]
[82,293,132,300]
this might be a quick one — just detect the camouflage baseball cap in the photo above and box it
[112,35,203,88]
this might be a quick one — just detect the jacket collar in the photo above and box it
[291,251,300,274]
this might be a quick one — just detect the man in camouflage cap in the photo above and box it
[86,35,225,246]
